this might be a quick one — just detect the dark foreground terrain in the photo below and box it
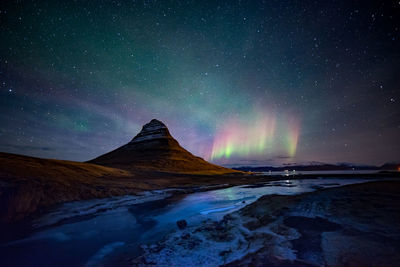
[0,152,246,223]
[135,180,400,266]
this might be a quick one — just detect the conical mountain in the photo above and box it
[89,119,236,174]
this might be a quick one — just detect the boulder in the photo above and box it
[177,219,187,229]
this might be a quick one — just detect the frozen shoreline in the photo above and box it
[33,190,173,228]
[33,184,233,229]
[133,180,400,266]
[2,178,398,266]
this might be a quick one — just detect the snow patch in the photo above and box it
[200,206,237,215]
[85,242,125,267]
[34,190,171,228]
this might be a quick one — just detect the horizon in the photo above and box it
[1,0,399,166]
[1,117,397,168]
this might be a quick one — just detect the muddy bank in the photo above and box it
[134,180,400,266]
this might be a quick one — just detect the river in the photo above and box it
[0,177,385,266]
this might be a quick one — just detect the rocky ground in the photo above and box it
[132,180,400,267]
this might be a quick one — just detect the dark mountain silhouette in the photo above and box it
[233,162,400,172]
[90,119,234,174]
[380,162,400,171]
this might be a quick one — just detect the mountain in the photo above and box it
[233,163,379,172]
[380,162,400,171]
[233,161,400,172]
[89,119,235,174]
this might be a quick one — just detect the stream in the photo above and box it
[0,177,384,266]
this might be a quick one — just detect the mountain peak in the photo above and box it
[130,119,171,144]
[149,118,165,124]
[90,119,237,174]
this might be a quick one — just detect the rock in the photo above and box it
[219,249,232,257]
[177,219,187,229]
[182,233,191,239]
[223,214,234,221]
[215,221,226,231]
[130,119,170,144]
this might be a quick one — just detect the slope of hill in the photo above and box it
[0,152,142,222]
[89,119,235,174]
[0,152,241,223]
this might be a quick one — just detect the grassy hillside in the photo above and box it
[0,152,244,223]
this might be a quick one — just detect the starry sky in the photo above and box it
[1,0,399,166]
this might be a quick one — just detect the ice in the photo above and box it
[200,205,237,215]
[85,242,125,267]
[33,190,171,228]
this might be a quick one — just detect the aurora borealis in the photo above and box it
[1,0,399,166]
[210,112,299,160]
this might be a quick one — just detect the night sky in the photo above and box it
[1,0,399,166]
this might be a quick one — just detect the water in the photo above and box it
[260,170,380,176]
[0,178,384,266]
